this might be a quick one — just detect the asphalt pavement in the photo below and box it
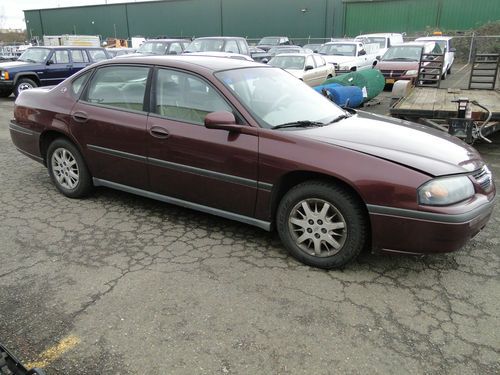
[0,68,499,374]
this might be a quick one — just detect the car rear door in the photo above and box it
[45,49,73,84]
[69,64,151,190]
[146,67,259,217]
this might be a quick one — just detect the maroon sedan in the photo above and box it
[9,56,496,269]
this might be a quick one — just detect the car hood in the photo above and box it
[377,60,419,70]
[295,111,483,176]
[285,69,305,78]
[0,60,34,69]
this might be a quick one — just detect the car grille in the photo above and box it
[472,165,493,191]
[381,70,406,78]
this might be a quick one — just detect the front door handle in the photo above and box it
[150,126,170,139]
[72,111,88,123]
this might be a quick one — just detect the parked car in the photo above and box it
[253,46,307,63]
[355,33,404,56]
[124,39,190,57]
[256,36,292,51]
[302,43,324,53]
[0,46,109,97]
[184,37,251,56]
[106,47,136,58]
[377,41,441,84]
[318,41,378,73]
[268,53,334,86]
[415,36,455,78]
[10,56,495,269]
[183,51,254,61]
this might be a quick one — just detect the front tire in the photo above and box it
[276,180,368,269]
[14,78,37,97]
[47,138,93,198]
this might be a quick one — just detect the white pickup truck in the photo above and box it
[318,40,379,74]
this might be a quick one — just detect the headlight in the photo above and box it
[0,70,9,80]
[418,176,475,206]
[406,70,418,76]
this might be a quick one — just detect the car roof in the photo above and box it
[194,36,245,40]
[271,53,312,57]
[415,36,453,41]
[105,55,263,72]
[324,41,357,45]
[356,33,402,37]
[395,41,434,47]
[142,39,190,43]
[29,46,103,49]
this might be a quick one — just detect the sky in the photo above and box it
[0,0,157,29]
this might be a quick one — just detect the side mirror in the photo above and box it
[262,58,269,64]
[376,55,381,60]
[358,50,366,56]
[46,60,53,65]
[450,47,456,53]
[372,60,378,67]
[205,111,240,132]
[304,65,314,71]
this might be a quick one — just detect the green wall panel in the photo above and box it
[440,0,500,30]
[39,5,128,39]
[24,10,44,39]
[221,0,328,38]
[126,0,221,38]
[344,0,438,36]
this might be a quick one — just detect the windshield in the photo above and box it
[269,47,301,55]
[319,44,356,56]
[419,40,447,51]
[18,48,50,63]
[268,56,305,70]
[258,37,280,46]
[137,42,169,55]
[185,39,224,53]
[381,46,422,61]
[215,67,345,128]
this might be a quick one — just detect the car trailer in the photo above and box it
[390,53,500,144]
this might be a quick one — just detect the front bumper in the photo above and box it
[0,80,14,90]
[384,75,416,84]
[368,196,496,255]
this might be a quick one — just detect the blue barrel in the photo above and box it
[314,83,364,108]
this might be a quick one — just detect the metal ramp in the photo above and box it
[415,50,444,88]
[468,53,499,90]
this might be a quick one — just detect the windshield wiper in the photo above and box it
[273,120,325,130]
[327,114,350,124]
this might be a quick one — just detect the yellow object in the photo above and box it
[3,71,9,80]
[26,335,80,369]
[433,31,443,36]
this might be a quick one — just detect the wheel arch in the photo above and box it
[39,130,82,167]
[14,72,41,86]
[269,170,369,224]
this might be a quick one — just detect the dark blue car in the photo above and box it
[0,46,109,98]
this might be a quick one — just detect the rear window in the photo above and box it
[88,49,108,62]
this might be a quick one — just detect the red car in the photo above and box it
[9,56,495,269]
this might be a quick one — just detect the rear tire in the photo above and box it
[447,66,451,75]
[14,78,37,97]
[276,180,368,269]
[47,138,93,198]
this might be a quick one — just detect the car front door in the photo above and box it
[303,55,319,86]
[44,49,72,85]
[69,65,151,190]
[146,68,259,217]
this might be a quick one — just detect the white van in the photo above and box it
[354,33,404,56]
[415,36,455,79]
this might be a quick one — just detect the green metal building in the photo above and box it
[24,0,500,41]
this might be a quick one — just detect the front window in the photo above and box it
[268,56,305,70]
[18,48,50,63]
[381,46,422,61]
[137,42,169,55]
[185,39,224,53]
[216,67,345,128]
[155,69,232,125]
[319,44,356,56]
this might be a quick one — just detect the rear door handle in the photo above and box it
[150,126,170,139]
[72,111,88,123]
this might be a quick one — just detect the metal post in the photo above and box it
[468,32,474,64]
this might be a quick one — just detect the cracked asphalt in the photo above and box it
[0,92,499,374]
